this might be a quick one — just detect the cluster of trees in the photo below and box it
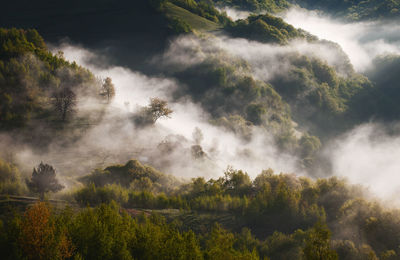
[226,13,306,44]
[70,161,400,259]
[266,53,372,136]
[213,0,290,12]
[152,0,231,33]
[0,201,341,260]
[0,158,25,195]
[2,157,400,258]
[167,0,231,24]
[78,159,180,194]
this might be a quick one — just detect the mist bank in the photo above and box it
[282,7,400,72]
[60,44,301,178]
[0,42,304,188]
[327,123,400,205]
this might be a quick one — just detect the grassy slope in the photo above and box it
[164,2,222,31]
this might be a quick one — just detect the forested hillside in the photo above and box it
[211,0,400,20]
[292,0,400,20]
[1,0,400,259]
[0,28,96,129]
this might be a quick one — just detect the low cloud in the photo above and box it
[216,6,251,21]
[282,7,400,71]
[1,43,304,187]
[327,123,400,205]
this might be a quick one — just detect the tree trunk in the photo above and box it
[62,108,67,121]
[39,192,45,201]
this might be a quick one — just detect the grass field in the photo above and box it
[164,2,222,32]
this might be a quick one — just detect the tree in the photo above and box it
[134,98,173,126]
[147,98,173,122]
[19,202,74,260]
[303,222,338,260]
[100,77,115,103]
[52,87,76,122]
[26,163,64,200]
[246,103,266,125]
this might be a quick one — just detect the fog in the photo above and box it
[152,28,400,203]
[3,6,400,202]
[62,44,301,179]
[53,9,400,203]
[216,6,251,20]
[0,42,305,187]
[282,7,400,71]
[327,123,400,204]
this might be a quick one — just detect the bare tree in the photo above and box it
[26,162,64,200]
[100,77,115,103]
[52,87,76,121]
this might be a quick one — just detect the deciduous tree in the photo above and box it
[100,77,115,103]
[52,87,76,122]
[134,97,173,126]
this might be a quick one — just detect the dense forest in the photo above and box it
[1,0,400,259]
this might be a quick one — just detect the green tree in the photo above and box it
[303,222,338,260]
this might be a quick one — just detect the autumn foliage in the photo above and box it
[19,202,73,260]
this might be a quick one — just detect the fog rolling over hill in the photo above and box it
[282,7,400,71]
[2,1,400,259]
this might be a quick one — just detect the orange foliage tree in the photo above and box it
[19,202,74,260]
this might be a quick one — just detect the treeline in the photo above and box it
[226,13,310,44]
[69,159,400,259]
[2,156,400,258]
[0,201,341,260]
[213,0,290,12]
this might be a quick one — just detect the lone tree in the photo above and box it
[52,87,76,121]
[134,97,173,126]
[147,97,173,122]
[26,162,64,200]
[100,77,115,103]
